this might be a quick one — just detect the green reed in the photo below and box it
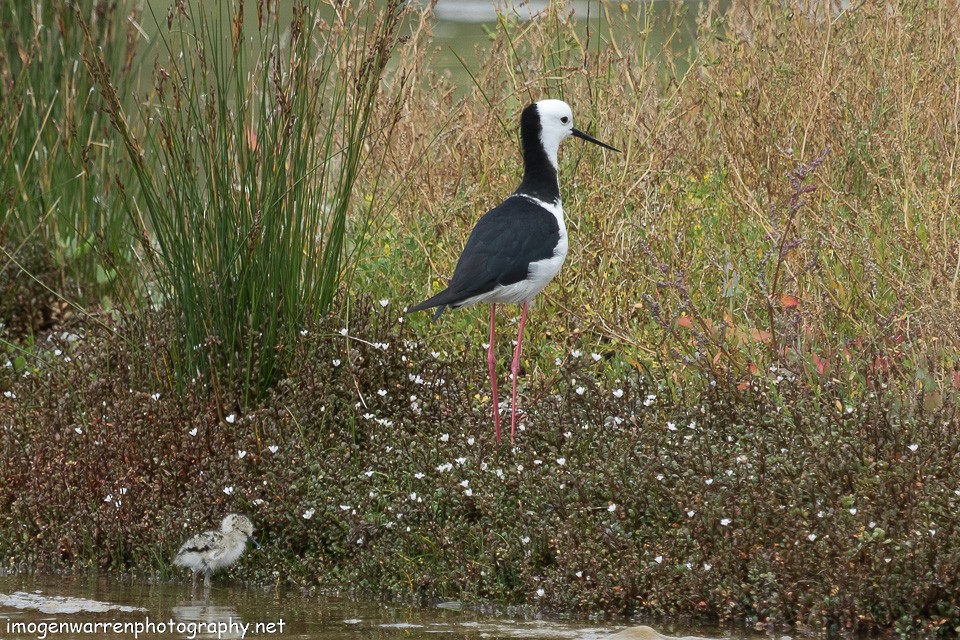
[0,0,140,320]
[81,0,406,400]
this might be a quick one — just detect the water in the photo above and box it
[0,575,766,640]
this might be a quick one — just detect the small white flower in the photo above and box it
[268,445,279,453]
[571,349,582,358]
[364,470,374,477]
[687,510,695,517]
[465,488,473,496]
[807,533,817,541]
[300,329,308,336]
[576,571,583,578]
[534,459,543,465]
[929,529,937,536]
[575,386,585,395]
[556,457,566,466]
[467,436,475,445]
[409,492,418,501]
[720,518,731,526]
[54,349,63,357]
[495,469,504,478]
[612,389,624,399]
[869,521,876,529]
[440,433,449,442]
[908,444,919,452]
[517,464,524,472]
[189,427,198,437]
[521,536,530,544]
[303,508,315,520]
[3,391,15,399]
[225,413,236,424]
[849,508,857,515]
[431,351,440,358]
[456,457,467,465]
[339,328,348,336]
[459,480,469,488]
[339,505,352,511]
[591,353,601,361]
[377,389,387,397]
[150,393,160,401]
[414,472,425,479]
[656,474,665,481]
[74,427,83,434]
[237,450,247,459]
[104,494,113,502]
[654,556,663,564]
[536,588,545,597]
[666,422,677,431]
[379,299,389,307]
[223,486,234,495]
[608,503,617,512]
[703,563,712,571]
[333,359,341,367]
[705,478,714,485]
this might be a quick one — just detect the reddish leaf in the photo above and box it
[952,370,960,389]
[677,316,694,329]
[780,294,801,308]
[737,380,750,391]
[812,353,828,376]
[749,328,772,342]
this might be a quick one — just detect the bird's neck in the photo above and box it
[515,130,561,204]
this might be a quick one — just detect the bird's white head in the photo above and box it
[532,99,576,171]
[221,513,255,537]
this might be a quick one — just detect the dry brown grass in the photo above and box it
[370,1,960,406]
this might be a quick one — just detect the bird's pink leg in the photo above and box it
[488,304,501,443]
[510,302,529,443]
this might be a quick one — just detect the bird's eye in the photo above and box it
[560,116,570,124]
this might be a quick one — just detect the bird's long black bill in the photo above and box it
[571,128,620,152]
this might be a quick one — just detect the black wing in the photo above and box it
[409,197,560,317]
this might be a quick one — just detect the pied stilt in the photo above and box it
[173,514,260,587]
[409,99,619,443]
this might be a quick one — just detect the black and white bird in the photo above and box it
[409,99,618,443]
[173,513,259,587]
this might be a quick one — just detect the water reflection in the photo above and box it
[172,599,246,639]
[0,575,765,640]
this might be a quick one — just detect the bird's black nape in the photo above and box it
[516,103,561,203]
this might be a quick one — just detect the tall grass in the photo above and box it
[80,0,408,400]
[0,0,140,331]
[380,0,960,412]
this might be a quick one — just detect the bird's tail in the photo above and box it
[407,291,450,321]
